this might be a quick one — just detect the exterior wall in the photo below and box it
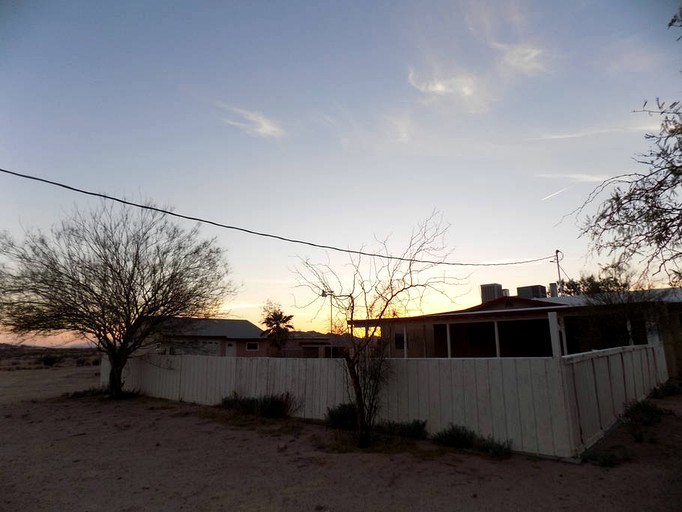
[235,339,269,357]
[157,336,222,356]
[101,343,668,458]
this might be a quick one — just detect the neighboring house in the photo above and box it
[153,318,265,357]
[353,287,682,376]
[282,332,349,358]
[152,318,350,359]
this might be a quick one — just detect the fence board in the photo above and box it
[531,359,554,456]
[450,360,465,426]
[475,360,493,438]
[427,361,442,431]
[462,362,478,430]
[593,357,614,429]
[437,360,454,431]
[607,354,626,413]
[502,360,522,449]
[487,360,507,442]
[632,350,645,399]
[516,359,538,454]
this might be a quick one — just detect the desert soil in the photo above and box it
[1,367,682,512]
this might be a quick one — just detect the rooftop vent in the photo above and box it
[517,285,547,299]
[481,283,504,303]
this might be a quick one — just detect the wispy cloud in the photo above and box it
[408,1,547,114]
[601,37,664,75]
[215,103,285,139]
[529,123,658,141]
[537,173,608,183]
[384,113,413,144]
[492,42,546,76]
[408,68,493,112]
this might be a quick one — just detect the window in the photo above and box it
[246,342,259,351]
[395,333,405,350]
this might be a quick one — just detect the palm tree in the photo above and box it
[261,301,294,355]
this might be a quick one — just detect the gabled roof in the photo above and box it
[160,318,263,339]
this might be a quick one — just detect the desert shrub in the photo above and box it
[622,400,665,427]
[432,424,512,459]
[91,357,101,366]
[65,387,108,399]
[650,379,682,398]
[621,399,667,442]
[375,420,428,440]
[582,445,631,467]
[221,392,298,419]
[76,357,89,366]
[475,436,513,459]
[432,424,476,449]
[325,403,358,431]
[40,354,62,367]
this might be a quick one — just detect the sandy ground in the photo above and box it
[1,368,682,511]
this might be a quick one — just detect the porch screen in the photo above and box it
[448,322,496,357]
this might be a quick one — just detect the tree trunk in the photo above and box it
[345,355,370,447]
[107,353,126,399]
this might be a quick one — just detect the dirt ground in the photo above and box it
[1,367,682,512]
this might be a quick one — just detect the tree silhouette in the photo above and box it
[0,202,234,398]
[261,301,294,354]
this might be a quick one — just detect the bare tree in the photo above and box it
[0,202,234,398]
[579,14,681,284]
[296,213,459,445]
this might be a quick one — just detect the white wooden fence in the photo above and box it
[101,343,668,458]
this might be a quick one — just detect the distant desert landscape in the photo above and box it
[2,346,682,511]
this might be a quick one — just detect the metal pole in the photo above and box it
[555,249,562,295]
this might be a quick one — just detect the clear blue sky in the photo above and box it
[1,0,680,335]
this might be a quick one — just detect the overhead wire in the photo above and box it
[1,167,556,267]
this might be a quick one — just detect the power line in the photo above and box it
[1,167,556,267]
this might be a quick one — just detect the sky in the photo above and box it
[1,0,681,340]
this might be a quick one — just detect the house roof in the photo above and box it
[351,287,682,326]
[160,318,263,339]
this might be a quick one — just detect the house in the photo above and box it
[153,318,265,357]
[152,318,350,358]
[353,286,682,377]
[282,332,349,358]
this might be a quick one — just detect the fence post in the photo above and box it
[548,312,562,358]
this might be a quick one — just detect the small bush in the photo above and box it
[650,379,682,398]
[432,424,476,449]
[432,424,512,459]
[582,445,631,467]
[221,392,298,419]
[375,420,428,440]
[65,387,108,399]
[325,403,358,431]
[40,355,62,367]
[622,400,665,427]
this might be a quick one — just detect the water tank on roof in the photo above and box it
[517,285,547,299]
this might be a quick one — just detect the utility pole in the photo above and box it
[321,288,334,334]
[554,249,562,295]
